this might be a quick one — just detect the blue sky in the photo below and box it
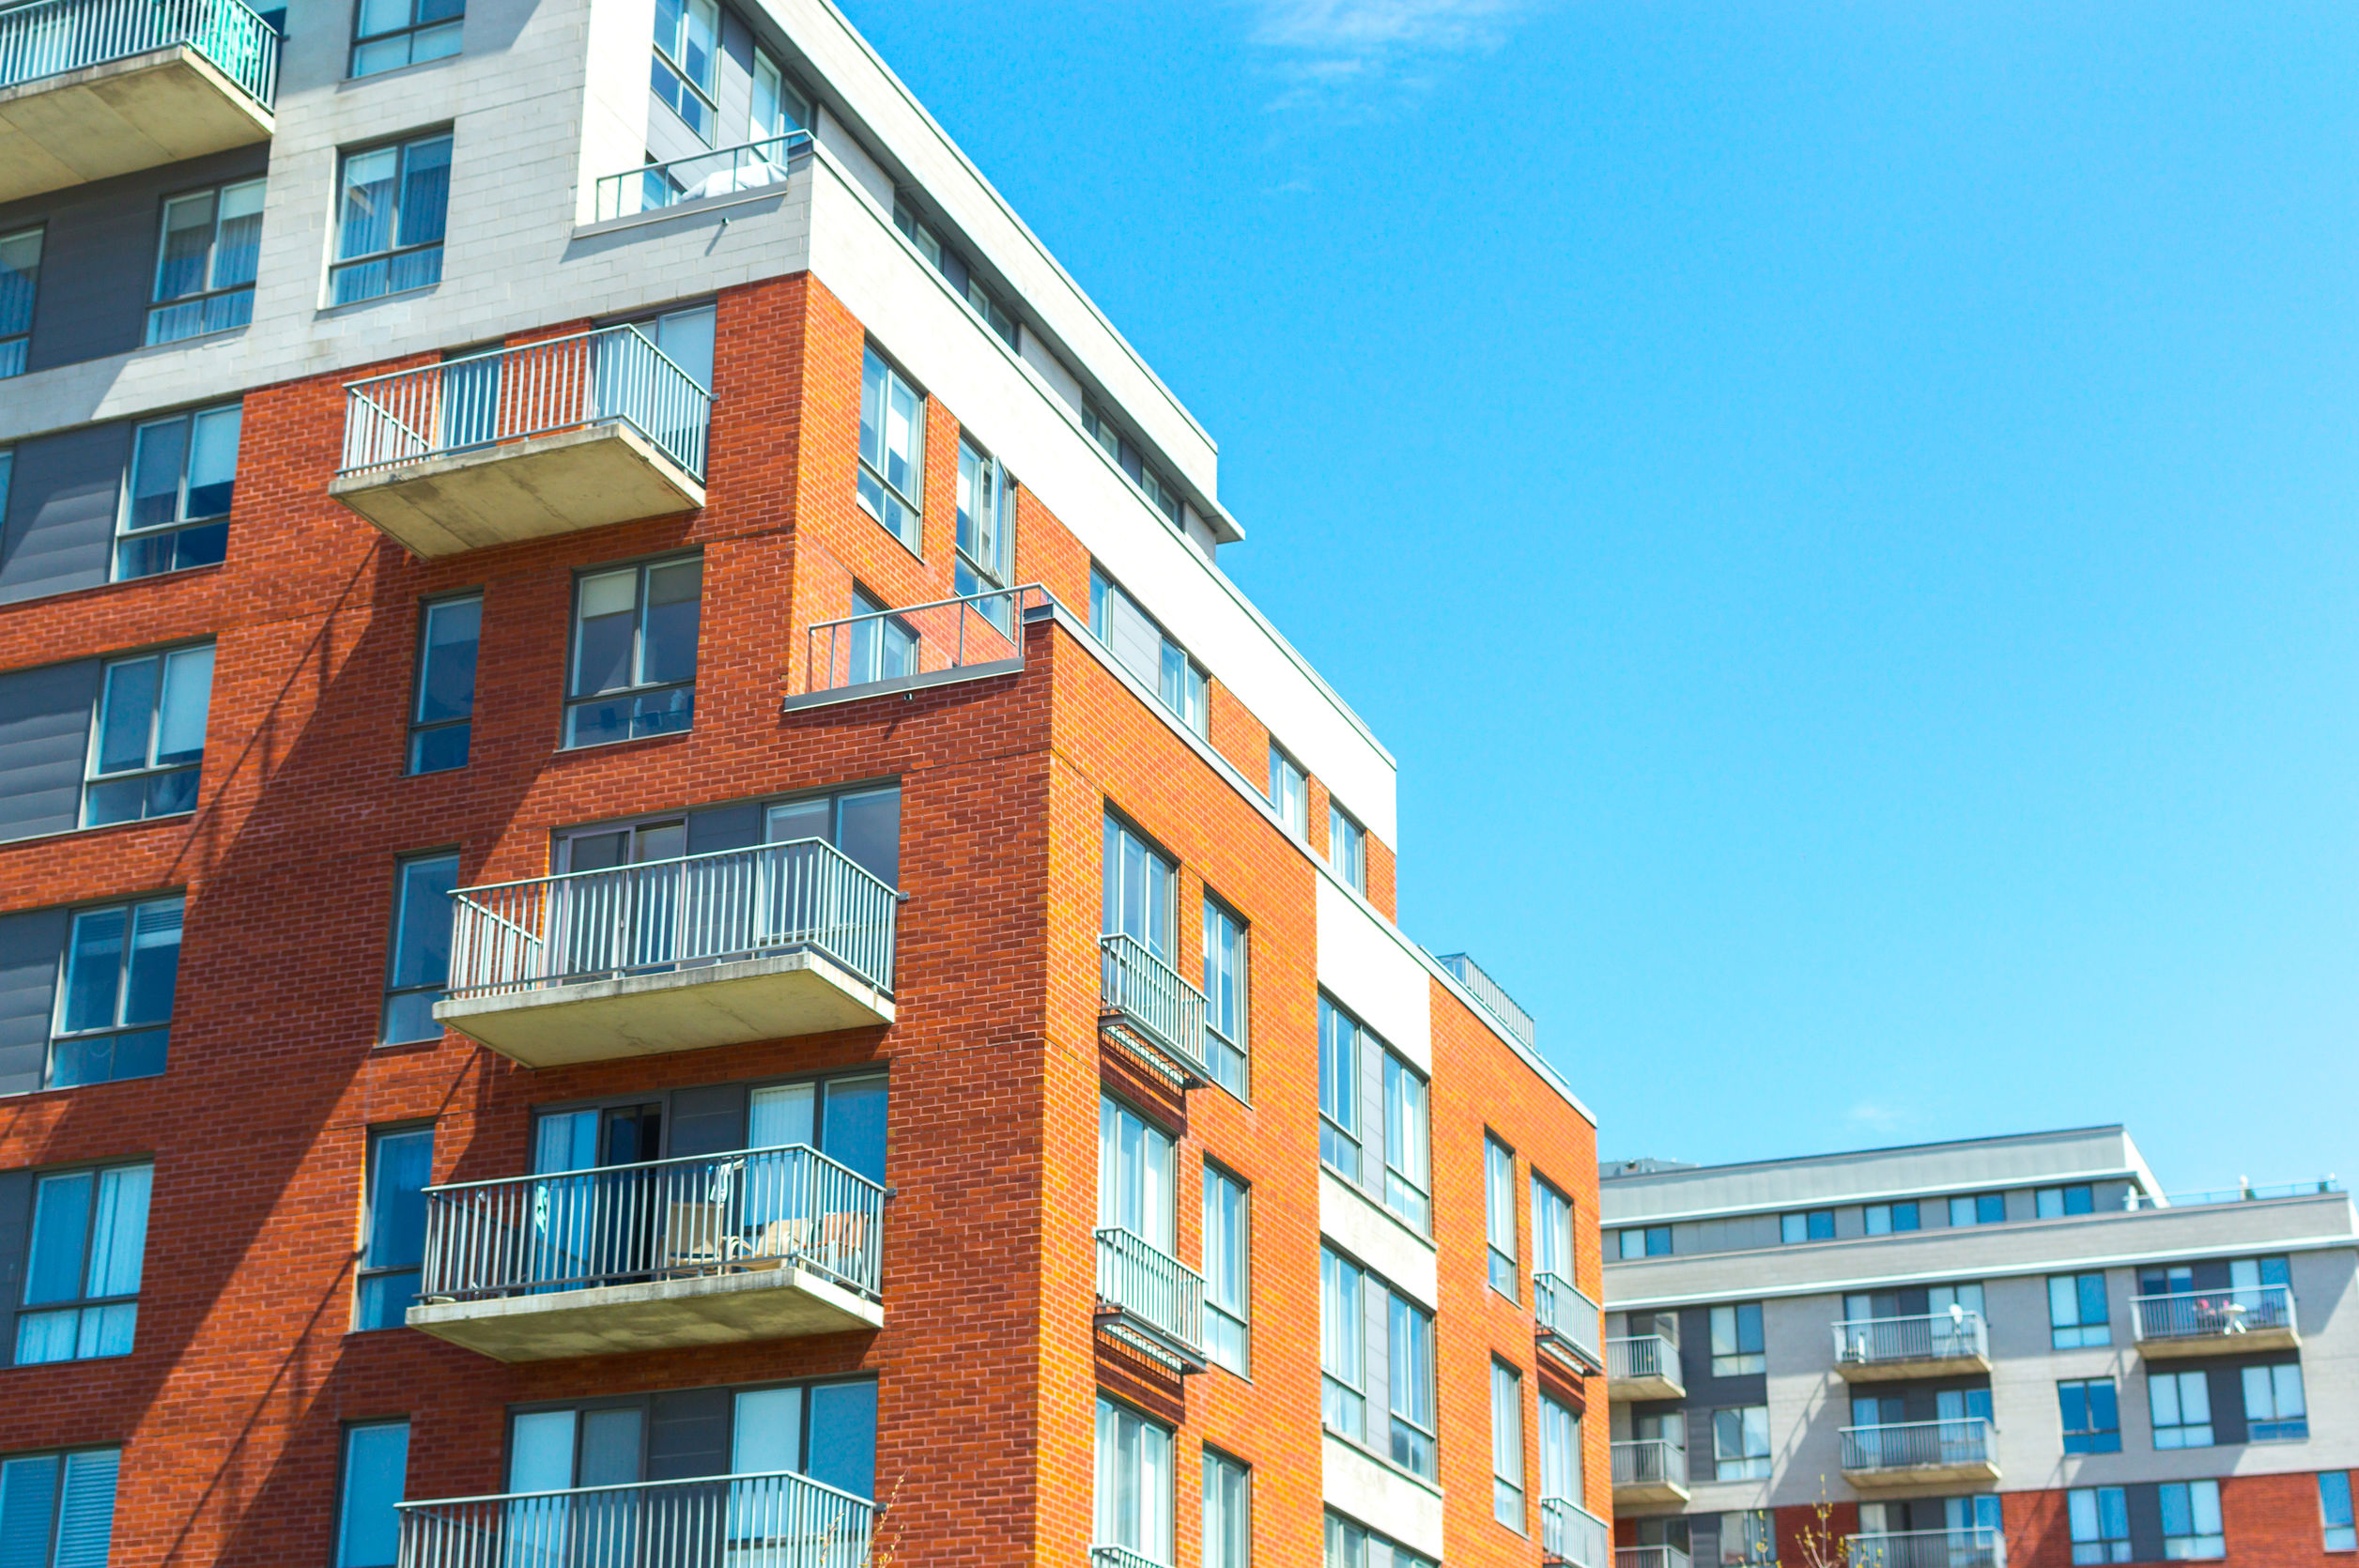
[835,0,2359,1192]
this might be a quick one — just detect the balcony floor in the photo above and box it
[0,46,271,203]
[1843,1458,2002,1491]
[1835,1351,1994,1382]
[330,423,704,558]
[409,1264,881,1361]
[2138,1326,2298,1359]
[1611,1480,1689,1511]
[1607,1372,1685,1401]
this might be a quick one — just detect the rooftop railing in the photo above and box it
[1833,1309,1989,1366]
[395,1469,872,1568]
[1100,931,1210,1084]
[1840,1417,1995,1473]
[1845,1528,2006,1568]
[1609,1438,1687,1490]
[1535,1269,1603,1372]
[1542,1497,1611,1568]
[594,131,811,221]
[797,585,1051,702]
[444,837,897,1002]
[1606,1332,1680,1385]
[2132,1284,2294,1342]
[0,0,277,105]
[1614,1546,1690,1568]
[420,1144,884,1303]
[1095,1224,1205,1369]
[1433,950,1536,1051]
[340,324,711,483]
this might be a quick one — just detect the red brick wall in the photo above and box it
[1998,1472,2354,1568]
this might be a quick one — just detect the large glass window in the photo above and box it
[651,0,718,140]
[17,1164,149,1364]
[351,0,460,76]
[1320,1247,1364,1441]
[2037,1183,2095,1218]
[2243,1362,2307,1442]
[118,406,238,579]
[2050,1271,2111,1348]
[1532,1176,1575,1287]
[0,1449,118,1565]
[1329,804,1366,894]
[2150,1369,2213,1449]
[147,180,264,345]
[408,594,479,774]
[2160,1480,2224,1560]
[1201,1164,1248,1376]
[1710,1302,1764,1376]
[332,134,452,305]
[1102,815,1175,963]
[1387,1291,1437,1480]
[1718,1511,1775,1566]
[1781,1208,1835,1243]
[335,1421,409,1568]
[566,556,701,746]
[1863,1200,1920,1234]
[764,785,902,889]
[1083,404,1186,529]
[1712,1407,1770,1481]
[1485,1135,1517,1298]
[1098,1096,1175,1252]
[381,853,458,1044]
[2057,1377,2120,1454]
[1200,897,1248,1097]
[355,1128,432,1330]
[955,439,1013,602]
[51,896,180,1088]
[2322,1471,2357,1552]
[844,586,917,686]
[1202,1449,1248,1568]
[856,346,923,552]
[749,49,809,146]
[1380,1051,1429,1231]
[1950,1191,2007,1225]
[1088,568,1207,737]
[1539,1393,1581,1505]
[1491,1360,1524,1529]
[1268,746,1307,838]
[1318,994,1362,1181]
[2068,1486,2130,1565]
[0,226,37,377]
[1094,1395,1172,1568]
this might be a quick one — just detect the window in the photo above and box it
[1717,1512,1775,1566]
[1102,815,1176,964]
[380,853,457,1044]
[1321,1247,1365,1440]
[1620,1225,1671,1259]
[2160,1480,2224,1560]
[845,588,917,684]
[147,180,264,344]
[407,595,479,773]
[1387,1291,1437,1479]
[1710,1303,1765,1376]
[1539,1393,1581,1506]
[856,346,924,552]
[16,1163,149,1364]
[1781,1208,1834,1243]
[0,226,36,377]
[761,785,902,889]
[505,1379,876,1508]
[1098,1096,1175,1252]
[749,49,809,145]
[1950,1191,2007,1225]
[335,1421,409,1568]
[1200,897,1248,1097]
[1090,569,1207,736]
[1485,1136,1517,1297]
[1381,1052,1429,1231]
[2050,1271,2111,1347]
[1160,642,1209,737]
[2243,1362,2307,1441]
[332,134,451,305]
[2068,1486,2130,1565]
[2322,1471,2356,1552]
[1203,1450,1249,1568]
[2058,1378,2120,1454]
[955,439,1014,603]
[1491,1360,1524,1529]
[566,555,701,746]
[351,0,460,75]
[2150,1369,2213,1448]
[1711,1407,1770,1481]
[0,1449,118,1564]
[1083,404,1185,529]
[1531,1176,1575,1293]
[894,200,1019,348]
[1864,1200,1920,1234]
[1325,1513,1436,1568]
[2037,1183,2095,1218]
[1323,1251,1439,1480]
[49,896,180,1088]
[1268,746,1307,838]
[650,0,717,139]
[1202,1165,1248,1376]
[355,1127,432,1330]
[118,407,237,579]
[1330,804,1366,893]
[1094,1395,1172,1568]
[1317,994,1363,1181]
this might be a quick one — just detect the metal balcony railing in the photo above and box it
[1087,1547,1166,1568]
[445,838,897,1002]
[1095,1224,1206,1369]
[1607,1332,1680,1384]
[1833,1309,1989,1366]
[1542,1497,1611,1568]
[1614,1548,1690,1568]
[1433,950,1537,1051]
[594,131,810,221]
[798,585,1052,699]
[420,1144,884,1303]
[1840,1418,1996,1473]
[1610,1438,1687,1490]
[395,1469,872,1568]
[2132,1284,2294,1342]
[0,0,277,105]
[1845,1528,2007,1568]
[1099,931,1210,1084]
[340,324,711,483]
[1535,1269,1604,1372]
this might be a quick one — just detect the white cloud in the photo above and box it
[1848,1100,1905,1133]
[1249,0,1532,113]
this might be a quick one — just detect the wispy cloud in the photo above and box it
[1848,1100,1905,1134]
[1249,0,1532,116]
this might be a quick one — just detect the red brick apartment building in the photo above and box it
[0,0,1603,1564]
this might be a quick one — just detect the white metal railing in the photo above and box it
[1833,1309,1989,1366]
[1607,1332,1681,1384]
[801,585,1051,699]
[420,1144,883,1303]
[2133,1284,2294,1341]
[1845,1528,2006,1568]
[1433,951,1537,1050]
[395,1469,872,1568]
[1535,1269,1604,1370]
[0,0,277,104]
[1099,931,1210,1083]
[339,324,711,482]
[595,131,811,221]
[1610,1438,1687,1490]
[1840,1418,1995,1472]
[1095,1224,1205,1366]
[1087,1545,1166,1568]
[444,838,897,1003]
[1614,1548,1690,1568]
[1542,1497,1611,1568]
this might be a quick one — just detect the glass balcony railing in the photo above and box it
[0,0,277,106]
[796,585,1052,702]
[1542,1497,1611,1568]
[1095,1224,1206,1371]
[395,1470,872,1568]
[594,131,810,222]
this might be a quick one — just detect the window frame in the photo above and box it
[1485,1134,1518,1299]
[407,593,480,774]
[146,178,265,345]
[1199,893,1249,1099]
[0,1447,120,1565]
[856,345,925,553]
[954,437,1015,600]
[1201,1447,1250,1568]
[1329,802,1366,893]
[1863,1200,1920,1235]
[1317,993,1365,1182]
[116,407,239,581]
[331,132,454,306]
[2037,1183,2096,1218]
[349,0,462,77]
[1619,1224,1672,1259]
[1320,1245,1365,1441]
[2057,1376,2121,1454]
[2158,1479,2225,1560]
[1268,744,1307,838]
[1093,1391,1174,1567]
[2068,1484,2131,1565]
[1200,1162,1250,1377]
[354,1125,433,1331]
[2321,1469,2356,1552]
[1950,1191,2007,1225]
[2241,1360,2307,1442]
[1380,1048,1430,1233]
[2148,1367,2214,1449]
[563,553,702,747]
[2048,1271,2112,1348]
[1709,1301,1765,1376]
[380,851,459,1044]
[47,893,182,1090]
[1780,1208,1836,1243]
[333,1418,411,1568]
[1710,1405,1771,1481]
[1490,1358,1525,1530]
[0,223,38,378]
[14,1161,152,1365]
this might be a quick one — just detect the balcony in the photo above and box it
[1833,1310,1991,1381]
[435,838,897,1068]
[1094,1225,1206,1373]
[0,0,276,203]
[1840,1419,1999,1488]
[1542,1497,1611,1568]
[395,1470,872,1568]
[1846,1528,2006,1568]
[1610,1438,1688,1509]
[406,1145,883,1361]
[1615,1548,1691,1568]
[2132,1284,2298,1358]
[594,131,809,221]
[1607,1329,1684,1399]
[783,585,1052,712]
[1536,1269,1605,1375]
[1088,1549,1164,1568]
[1099,931,1210,1086]
[331,326,709,558]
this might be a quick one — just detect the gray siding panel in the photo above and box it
[0,424,129,605]
[0,909,65,1098]
[0,659,98,842]
[0,1169,32,1365]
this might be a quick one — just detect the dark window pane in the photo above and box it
[834,786,900,886]
[61,910,127,1032]
[805,1382,876,1501]
[389,856,459,991]
[409,724,470,774]
[96,659,159,775]
[379,991,439,1046]
[120,899,183,1024]
[416,598,480,723]
[821,1077,887,1185]
[366,1130,433,1269]
[127,421,188,530]
[640,559,702,684]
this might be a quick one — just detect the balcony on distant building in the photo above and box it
[1840,1418,2000,1488]
[1607,1323,1684,1399]
[2132,1284,2298,1358]
[1833,1309,1992,1381]
[1609,1438,1688,1510]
